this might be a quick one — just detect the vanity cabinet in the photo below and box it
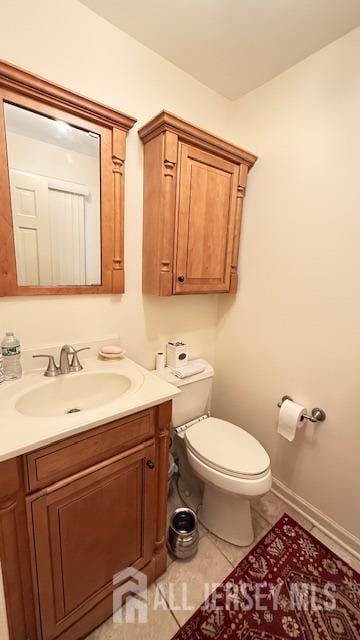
[139,111,257,295]
[0,402,171,640]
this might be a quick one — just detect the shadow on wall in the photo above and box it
[273,420,322,488]
[215,289,237,326]
[142,293,219,339]
[142,293,220,357]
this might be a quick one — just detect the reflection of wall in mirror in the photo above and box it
[6,132,101,286]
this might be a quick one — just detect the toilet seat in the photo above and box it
[185,417,270,480]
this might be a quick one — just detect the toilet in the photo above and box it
[163,359,272,546]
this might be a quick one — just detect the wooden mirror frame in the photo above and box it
[0,60,136,296]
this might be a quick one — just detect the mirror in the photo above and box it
[0,59,136,296]
[4,103,101,286]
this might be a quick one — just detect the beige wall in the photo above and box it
[0,0,232,367]
[213,27,360,538]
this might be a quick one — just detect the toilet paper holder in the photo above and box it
[277,396,326,423]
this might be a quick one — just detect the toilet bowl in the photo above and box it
[185,417,271,545]
[156,359,272,546]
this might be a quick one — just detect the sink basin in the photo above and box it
[16,372,133,417]
[0,354,179,462]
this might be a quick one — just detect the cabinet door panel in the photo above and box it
[175,144,239,293]
[27,442,156,640]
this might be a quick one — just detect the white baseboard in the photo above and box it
[272,477,360,561]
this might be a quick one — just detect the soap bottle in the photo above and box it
[1,332,22,380]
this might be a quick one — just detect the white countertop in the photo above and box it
[0,356,180,461]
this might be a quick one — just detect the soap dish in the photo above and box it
[98,348,126,360]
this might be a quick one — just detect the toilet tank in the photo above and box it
[156,359,214,427]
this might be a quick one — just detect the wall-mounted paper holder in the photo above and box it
[277,396,326,423]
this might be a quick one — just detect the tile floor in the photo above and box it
[87,481,360,639]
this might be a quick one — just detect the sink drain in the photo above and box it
[66,407,81,414]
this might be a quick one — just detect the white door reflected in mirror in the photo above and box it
[4,102,101,286]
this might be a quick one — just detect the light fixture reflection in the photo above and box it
[55,119,71,134]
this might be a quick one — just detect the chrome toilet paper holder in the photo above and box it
[277,396,326,423]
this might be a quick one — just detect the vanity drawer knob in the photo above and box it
[146,460,155,469]
[178,275,185,283]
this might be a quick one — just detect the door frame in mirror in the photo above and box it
[0,60,136,296]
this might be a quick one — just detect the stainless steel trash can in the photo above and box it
[167,507,199,559]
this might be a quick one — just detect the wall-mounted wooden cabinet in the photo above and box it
[139,112,257,295]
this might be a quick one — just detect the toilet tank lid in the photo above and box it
[153,359,214,387]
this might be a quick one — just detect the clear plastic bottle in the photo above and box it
[1,332,22,380]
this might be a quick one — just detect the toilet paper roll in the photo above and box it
[277,399,307,442]
[155,352,166,371]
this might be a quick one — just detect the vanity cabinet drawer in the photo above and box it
[24,408,155,491]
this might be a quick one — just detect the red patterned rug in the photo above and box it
[172,514,360,639]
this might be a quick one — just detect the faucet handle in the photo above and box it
[32,354,60,377]
[70,347,90,372]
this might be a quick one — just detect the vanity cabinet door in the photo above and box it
[26,442,156,640]
[175,144,239,294]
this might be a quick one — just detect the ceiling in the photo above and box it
[79,0,360,99]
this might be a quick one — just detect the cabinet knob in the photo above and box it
[178,275,185,283]
[146,460,155,469]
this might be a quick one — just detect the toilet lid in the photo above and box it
[185,417,270,478]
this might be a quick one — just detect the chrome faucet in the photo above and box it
[59,344,75,374]
[33,345,90,377]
